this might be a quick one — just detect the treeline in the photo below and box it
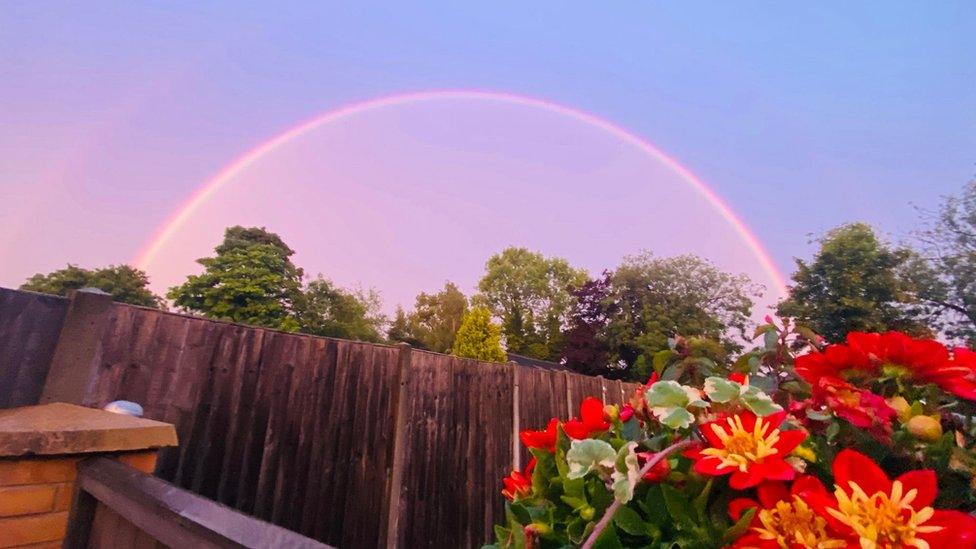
[21,179,976,381]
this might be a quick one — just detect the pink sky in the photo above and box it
[133,94,786,314]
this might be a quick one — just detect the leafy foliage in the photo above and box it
[297,277,386,342]
[387,281,468,352]
[452,306,508,363]
[913,178,976,345]
[475,247,588,361]
[21,264,165,308]
[777,223,930,342]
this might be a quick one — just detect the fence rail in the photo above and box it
[0,287,639,547]
[65,457,331,548]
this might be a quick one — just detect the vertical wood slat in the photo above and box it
[0,288,69,408]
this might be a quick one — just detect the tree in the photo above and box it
[560,275,613,376]
[21,264,164,308]
[913,179,976,344]
[601,253,758,381]
[387,282,468,352]
[474,247,587,361]
[452,306,507,362]
[777,223,929,343]
[297,277,386,342]
[167,227,304,330]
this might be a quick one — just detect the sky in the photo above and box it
[1,2,974,314]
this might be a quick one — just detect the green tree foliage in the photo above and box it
[451,306,507,362]
[21,264,165,308]
[475,247,587,361]
[601,253,757,381]
[297,277,386,342]
[912,179,976,344]
[167,232,304,330]
[777,223,929,343]
[387,282,468,352]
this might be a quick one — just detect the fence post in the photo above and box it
[39,289,113,406]
[382,342,413,549]
[511,362,520,471]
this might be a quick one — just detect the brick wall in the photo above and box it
[0,451,158,548]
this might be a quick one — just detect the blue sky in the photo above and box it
[2,2,974,292]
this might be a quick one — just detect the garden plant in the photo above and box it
[488,319,976,548]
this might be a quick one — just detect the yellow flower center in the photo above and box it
[827,480,943,549]
[753,496,847,549]
[701,415,780,472]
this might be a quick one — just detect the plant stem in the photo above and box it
[580,439,693,549]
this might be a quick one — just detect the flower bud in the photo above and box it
[579,506,595,521]
[619,404,634,422]
[887,396,912,423]
[906,415,943,442]
[603,404,619,421]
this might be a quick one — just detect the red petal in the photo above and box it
[562,419,589,440]
[773,429,807,455]
[757,458,796,481]
[729,467,764,489]
[728,497,759,521]
[832,449,891,496]
[920,510,976,547]
[790,475,828,498]
[895,469,937,509]
[694,457,732,476]
[580,397,611,430]
[756,481,789,507]
[762,410,788,429]
[701,420,727,448]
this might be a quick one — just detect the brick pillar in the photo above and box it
[0,403,177,548]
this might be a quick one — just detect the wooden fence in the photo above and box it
[0,287,639,547]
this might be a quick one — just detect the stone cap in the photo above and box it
[0,402,178,457]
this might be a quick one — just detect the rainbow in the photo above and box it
[134,89,788,297]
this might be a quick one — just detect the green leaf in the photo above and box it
[723,508,756,543]
[658,407,695,430]
[652,350,678,375]
[567,439,617,479]
[613,505,649,537]
[692,479,713,520]
[509,502,532,525]
[592,522,624,549]
[646,381,691,407]
[703,377,741,403]
[740,386,783,416]
[661,484,697,532]
[611,442,640,503]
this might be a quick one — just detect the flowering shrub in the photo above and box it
[487,322,976,548]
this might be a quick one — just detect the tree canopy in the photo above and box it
[474,247,587,361]
[387,281,468,352]
[167,226,384,337]
[21,264,164,308]
[913,179,976,344]
[776,223,930,342]
[452,306,507,363]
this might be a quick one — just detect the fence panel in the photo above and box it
[0,288,69,408]
[389,351,515,548]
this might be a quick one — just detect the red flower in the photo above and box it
[502,457,536,501]
[728,371,748,385]
[811,376,896,440]
[685,410,806,489]
[520,418,559,452]
[804,449,976,548]
[727,477,845,548]
[947,347,976,400]
[563,397,611,440]
[796,331,976,401]
[637,452,671,482]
